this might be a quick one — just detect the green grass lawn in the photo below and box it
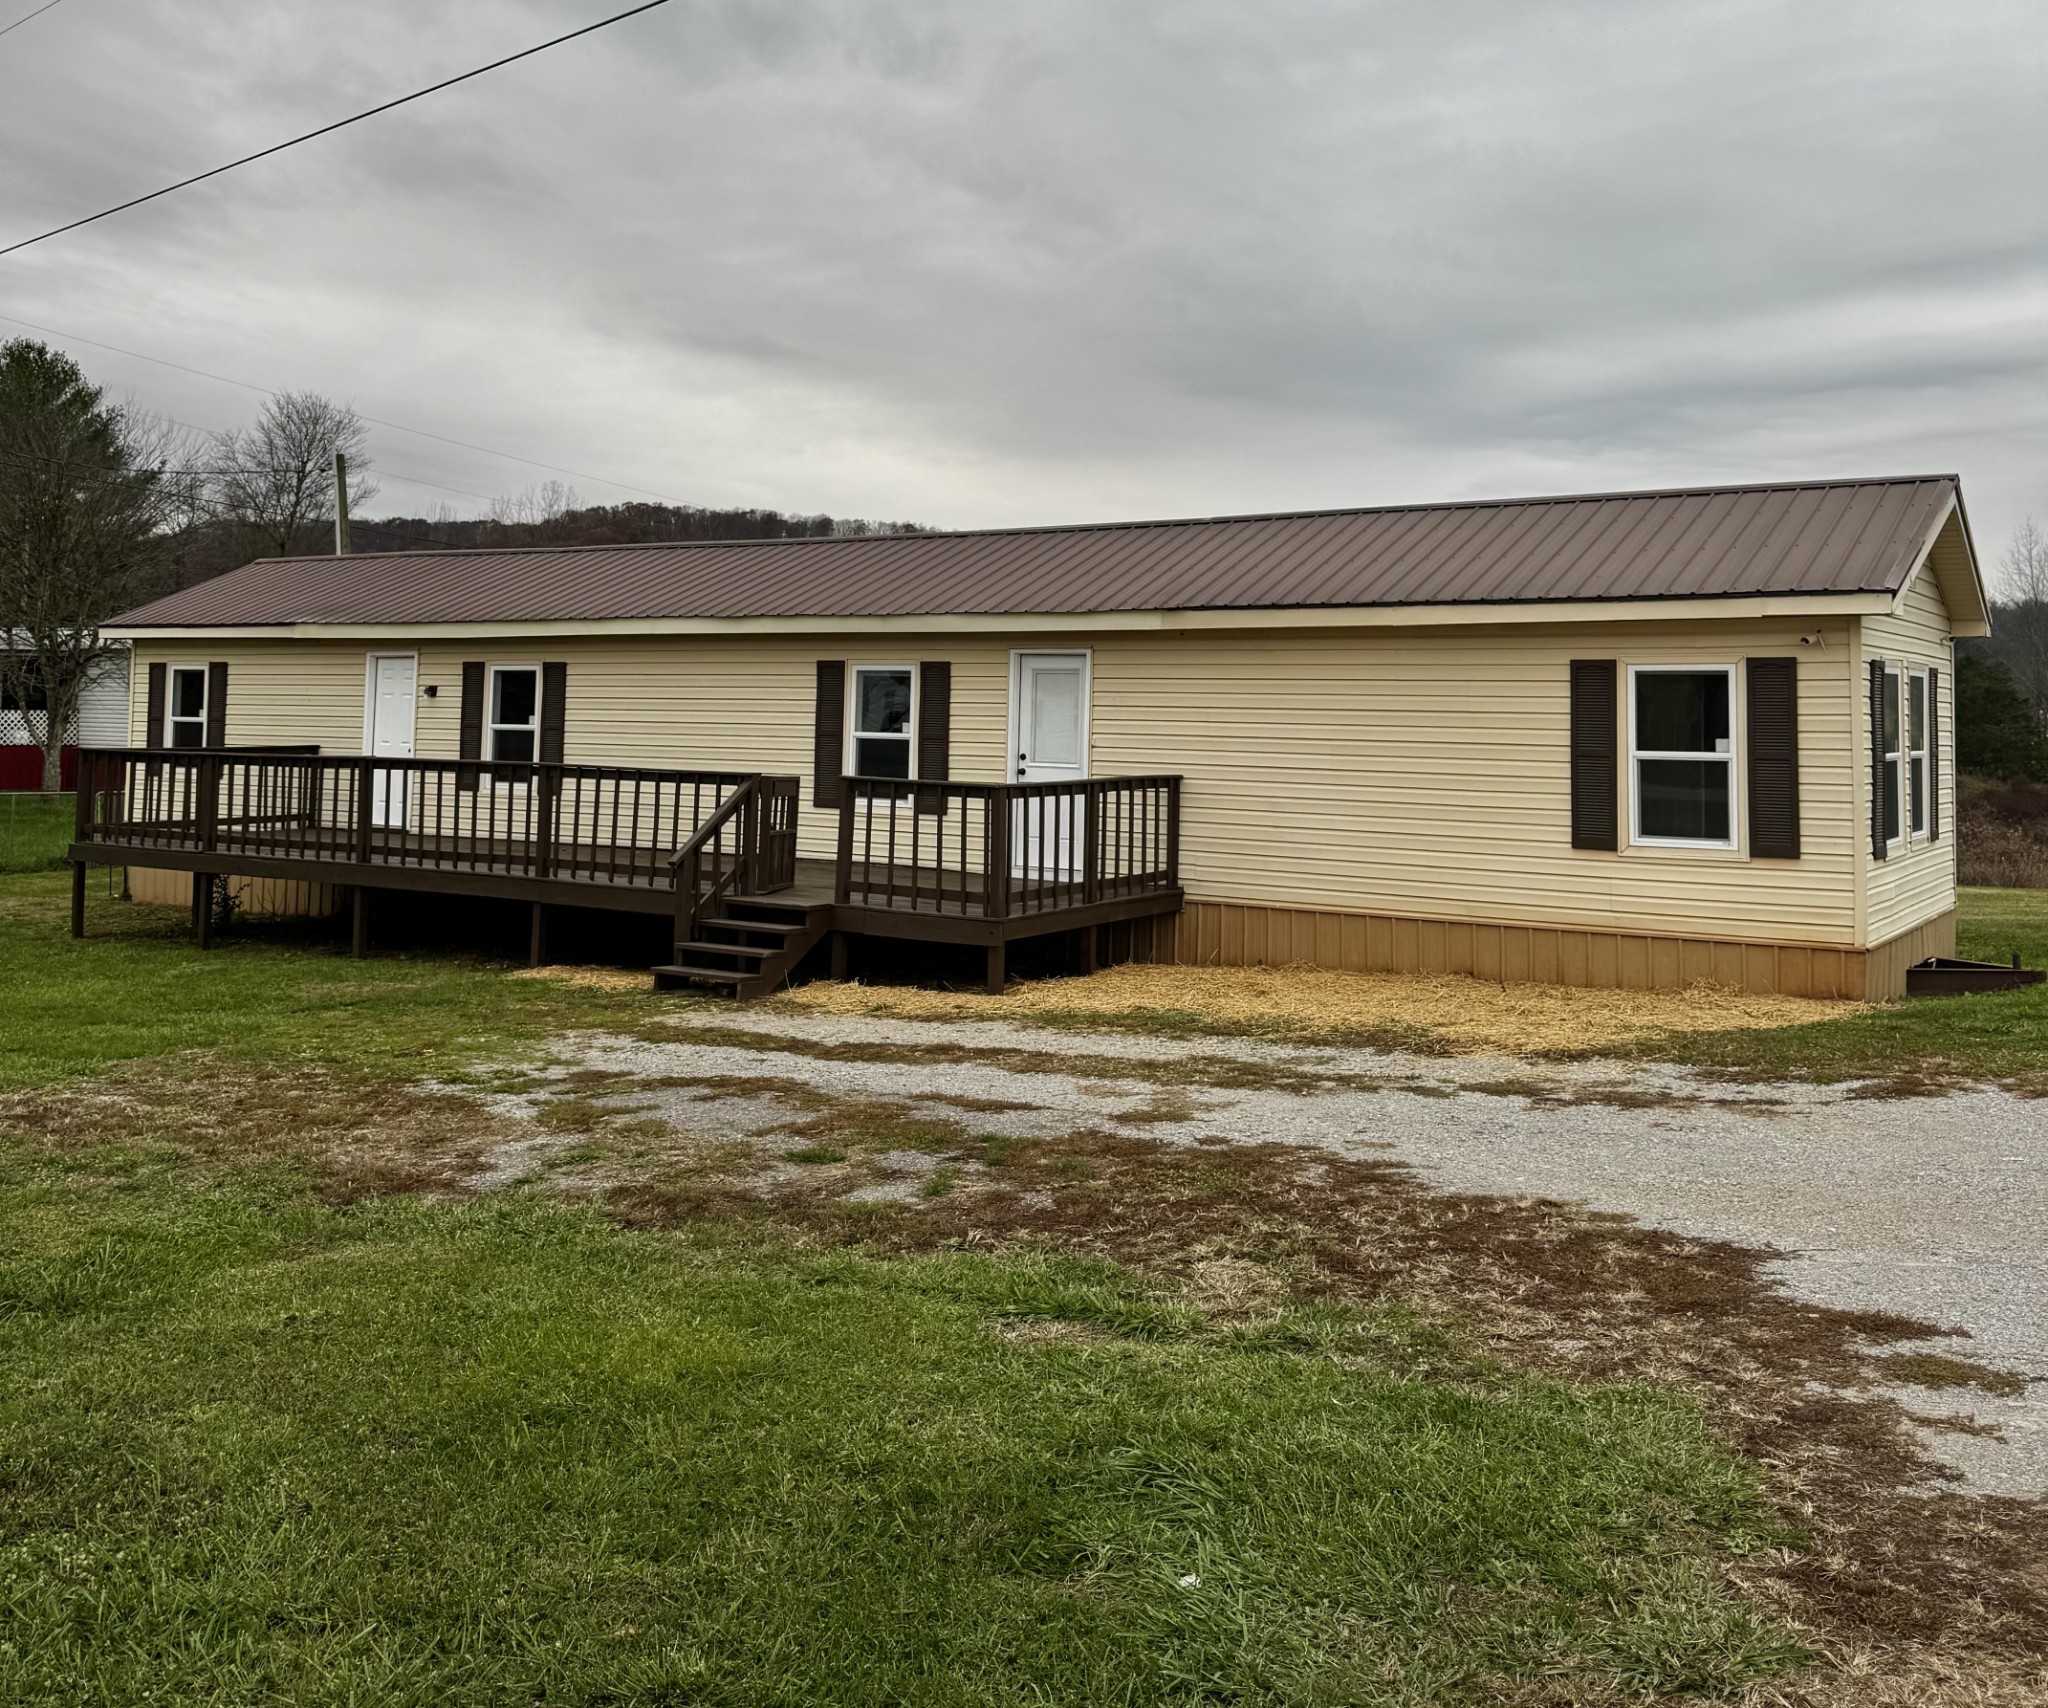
[0,868,658,1091]
[0,865,1827,1702]
[0,1150,1799,1706]
[0,792,72,874]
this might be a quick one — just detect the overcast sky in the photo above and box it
[2,0,2043,567]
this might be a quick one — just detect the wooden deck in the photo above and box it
[66,750,1183,994]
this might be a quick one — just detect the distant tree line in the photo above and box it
[1961,518,2048,781]
[343,484,926,559]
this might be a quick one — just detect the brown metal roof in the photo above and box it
[112,475,1963,629]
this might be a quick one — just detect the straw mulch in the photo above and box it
[776,963,1869,1055]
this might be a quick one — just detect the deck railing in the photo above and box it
[72,748,770,892]
[834,775,1181,919]
[668,773,800,951]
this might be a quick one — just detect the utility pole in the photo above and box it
[333,452,351,555]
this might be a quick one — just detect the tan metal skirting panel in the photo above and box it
[126,866,342,919]
[1108,900,1923,1000]
[1862,910,1957,1000]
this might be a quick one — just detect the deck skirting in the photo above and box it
[127,865,342,918]
[1105,899,1957,1001]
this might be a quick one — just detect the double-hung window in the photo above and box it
[1879,666,1903,846]
[1906,670,1929,838]
[488,666,539,763]
[168,665,208,748]
[850,666,914,779]
[1630,667,1735,848]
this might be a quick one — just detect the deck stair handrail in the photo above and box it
[72,747,767,893]
[835,774,1181,919]
[665,774,800,951]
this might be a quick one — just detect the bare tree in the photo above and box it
[1994,516,2048,724]
[488,480,581,543]
[0,340,198,788]
[208,392,378,558]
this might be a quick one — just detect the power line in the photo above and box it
[0,0,68,43]
[0,311,696,505]
[0,0,675,258]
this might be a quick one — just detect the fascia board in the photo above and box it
[102,592,1893,645]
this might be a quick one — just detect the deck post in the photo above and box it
[834,786,854,905]
[985,789,1011,920]
[534,767,557,880]
[829,931,849,982]
[984,939,1005,995]
[70,861,86,938]
[351,886,369,958]
[353,759,375,865]
[529,902,548,967]
[192,872,214,950]
[1079,924,1097,975]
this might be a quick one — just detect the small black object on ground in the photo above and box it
[1905,955,2046,998]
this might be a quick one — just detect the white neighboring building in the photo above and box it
[1,643,130,788]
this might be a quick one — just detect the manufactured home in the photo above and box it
[73,476,1986,999]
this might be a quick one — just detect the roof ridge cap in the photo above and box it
[239,474,1959,566]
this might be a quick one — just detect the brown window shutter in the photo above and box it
[1745,658,1800,859]
[1928,665,1941,841]
[915,660,951,815]
[204,662,228,747]
[1569,660,1618,851]
[539,662,567,764]
[145,662,167,748]
[813,660,846,808]
[458,660,486,790]
[1868,660,1887,862]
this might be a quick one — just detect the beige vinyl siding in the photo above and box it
[126,642,369,751]
[1859,560,1958,947]
[1089,619,1858,947]
[128,614,1864,949]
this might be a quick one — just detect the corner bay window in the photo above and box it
[1630,668,1734,847]
[851,666,913,779]
[488,666,539,763]
[168,665,208,748]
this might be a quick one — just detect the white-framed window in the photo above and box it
[1906,669,1929,839]
[1879,664,1903,846]
[850,665,914,779]
[1629,666,1736,849]
[168,665,208,748]
[488,665,539,763]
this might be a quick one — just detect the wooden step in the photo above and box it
[651,961,777,989]
[668,941,778,973]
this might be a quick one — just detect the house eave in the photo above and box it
[101,591,1898,644]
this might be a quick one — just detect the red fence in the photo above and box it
[0,745,76,791]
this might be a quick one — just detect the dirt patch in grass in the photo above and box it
[777,963,1870,1054]
[0,1052,497,1203]
[636,1020,1426,1096]
[1875,1353,2037,1398]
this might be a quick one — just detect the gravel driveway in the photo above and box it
[495,1009,2048,1498]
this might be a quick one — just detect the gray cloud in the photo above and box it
[2,0,2041,562]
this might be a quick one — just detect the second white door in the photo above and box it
[366,654,417,829]
[1012,652,1089,877]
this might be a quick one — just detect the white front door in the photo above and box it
[365,654,417,829]
[1012,652,1089,878]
